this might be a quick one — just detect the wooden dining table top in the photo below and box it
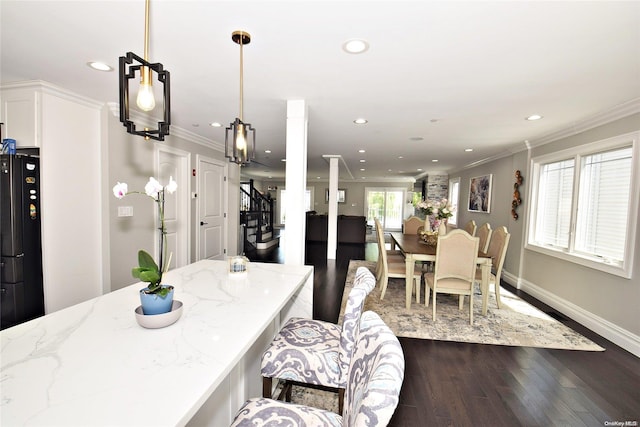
[389,231,490,259]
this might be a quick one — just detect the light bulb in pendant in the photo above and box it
[136,66,156,111]
[236,123,247,150]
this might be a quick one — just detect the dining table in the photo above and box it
[389,232,493,313]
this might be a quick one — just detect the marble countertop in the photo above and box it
[1,260,313,426]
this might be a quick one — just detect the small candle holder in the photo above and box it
[228,255,250,274]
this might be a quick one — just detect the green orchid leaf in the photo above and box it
[138,250,159,271]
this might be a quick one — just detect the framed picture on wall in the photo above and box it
[325,188,346,203]
[468,174,492,213]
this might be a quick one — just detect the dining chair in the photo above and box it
[475,225,510,309]
[376,219,422,303]
[232,311,405,427]
[403,216,424,234]
[373,218,404,282]
[260,266,376,414]
[424,229,479,325]
[464,220,477,236]
[477,222,492,253]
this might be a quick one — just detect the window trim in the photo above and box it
[525,131,639,279]
[448,177,461,226]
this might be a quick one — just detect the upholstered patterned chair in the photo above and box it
[260,266,376,413]
[231,311,405,427]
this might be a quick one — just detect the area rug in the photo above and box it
[342,260,604,352]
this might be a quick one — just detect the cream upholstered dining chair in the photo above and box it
[260,266,376,414]
[424,229,479,325]
[403,216,424,234]
[231,311,405,427]
[477,222,492,253]
[464,220,477,236]
[475,225,510,309]
[375,218,422,303]
[373,218,404,282]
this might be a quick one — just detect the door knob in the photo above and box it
[200,221,208,226]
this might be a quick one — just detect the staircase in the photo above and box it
[240,180,279,254]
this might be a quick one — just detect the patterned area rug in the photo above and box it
[342,260,604,351]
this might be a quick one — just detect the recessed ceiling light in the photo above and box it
[317,176,321,179]
[398,156,403,159]
[410,137,424,141]
[432,159,439,162]
[360,168,365,171]
[264,149,272,153]
[342,39,370,54]
[353,118,368,125]
[192,124,200,127]
[465,148,473,152]
[87,61,113,71]
[359,159,366,163]
[388,169,392,172]
[210,122,222,127]
[358,149,366,153]
[417,168,423,171]
[526,114,543,121]
[281,158,286,162]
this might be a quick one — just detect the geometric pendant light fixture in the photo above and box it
[225,30,255,164]
[119,0,171,141]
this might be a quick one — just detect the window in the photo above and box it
[448,177,460,226]
[527,132,638,278]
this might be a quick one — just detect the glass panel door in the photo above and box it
[366,188,404,230]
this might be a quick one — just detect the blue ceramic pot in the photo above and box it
[139,286,174,315]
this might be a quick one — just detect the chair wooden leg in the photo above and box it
[469,293,474,325]
[262,377,272,398]
[425,286,430,307]
[432,292,437,321]
[285,381,292,402]
[380,276,389,300]
[494,281,502,308]
[338,388,345,414]
[459,295,464,310]
[415,276,420,304]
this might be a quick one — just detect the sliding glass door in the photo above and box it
[365,188,405,230]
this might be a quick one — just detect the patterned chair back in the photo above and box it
[337,267,376,385]
[342,311,405,426]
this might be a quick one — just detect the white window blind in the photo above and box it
[575,147,632,263]
[527,131,638,278]
[535,159,574,249]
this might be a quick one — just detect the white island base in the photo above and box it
[1,260,313,426]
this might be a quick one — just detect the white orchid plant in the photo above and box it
[113,177,177,297]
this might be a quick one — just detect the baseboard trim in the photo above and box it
[503,271,640,357]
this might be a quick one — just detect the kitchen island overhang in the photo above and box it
[0,260,313,426]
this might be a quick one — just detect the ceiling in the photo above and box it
[2,1,639,183]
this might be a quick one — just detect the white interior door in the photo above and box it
[197,156,226,260]
[158,148,190,271]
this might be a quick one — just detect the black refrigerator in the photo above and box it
[1,151,45,329]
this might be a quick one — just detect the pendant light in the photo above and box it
[119,0,171,141]
[225,30,255,165]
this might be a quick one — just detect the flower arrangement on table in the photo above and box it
[113,177,177,310]
[414,199,434,217]
[429,198,454,232]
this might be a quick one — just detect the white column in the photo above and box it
[326,156,339,259]
[284,100,308,265]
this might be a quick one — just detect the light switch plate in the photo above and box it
[118,206,133,217]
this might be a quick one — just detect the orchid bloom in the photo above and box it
[113,182,128,199]
[144,177,164,199]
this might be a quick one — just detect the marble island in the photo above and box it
[1,260,313,426]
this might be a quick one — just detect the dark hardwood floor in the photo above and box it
[247,238,640,426]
